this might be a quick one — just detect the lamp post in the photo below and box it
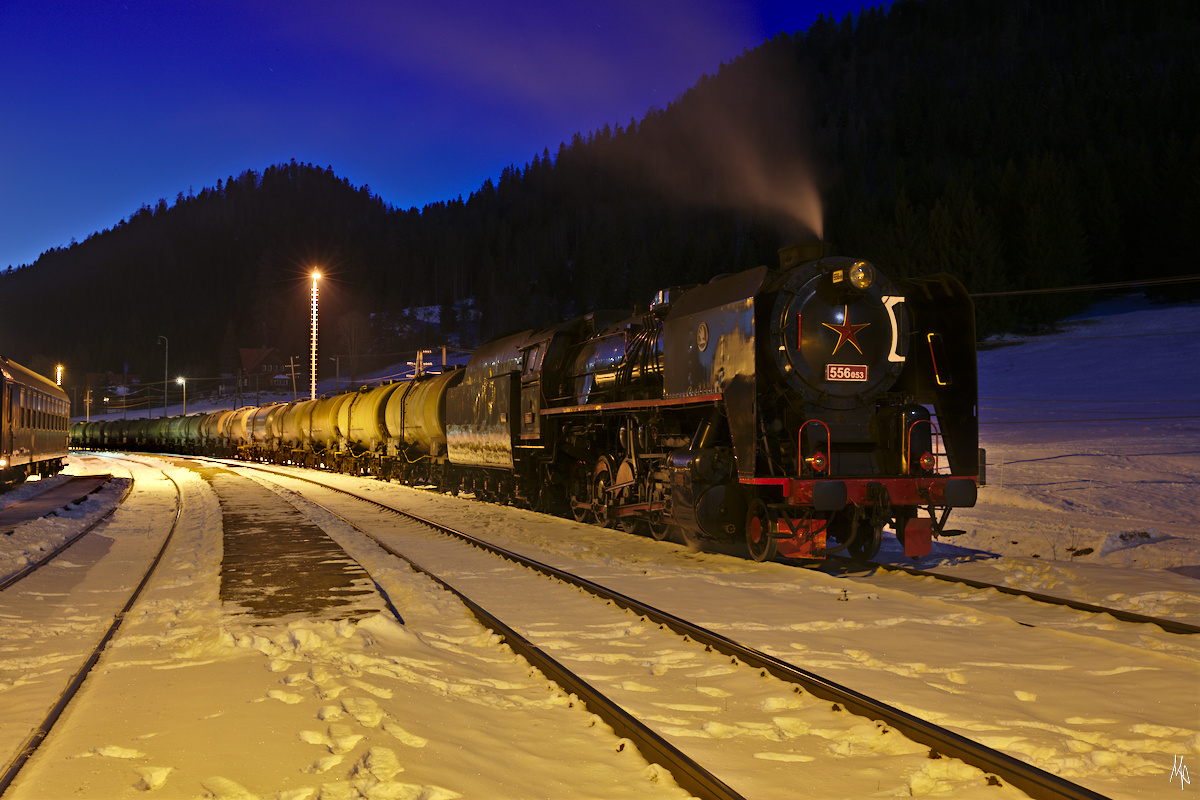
[157,335,168,417]
[55,364,63,386]
[177,377,187,416]
[310,272,320,400]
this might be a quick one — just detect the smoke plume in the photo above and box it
[597,48,824,241]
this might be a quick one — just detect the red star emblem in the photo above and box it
[822,305,870,355]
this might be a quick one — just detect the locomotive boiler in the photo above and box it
[75,242,980,562]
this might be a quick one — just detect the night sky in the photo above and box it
[1,0,870,270]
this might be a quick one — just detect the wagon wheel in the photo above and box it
[745,499,777,562]
[568,461,593,524]
[591,456,617,528]
[649,521,675,541]
[847,511,884,561]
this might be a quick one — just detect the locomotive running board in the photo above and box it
[541,393,723,416]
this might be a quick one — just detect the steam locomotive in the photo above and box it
[74,242,980,561]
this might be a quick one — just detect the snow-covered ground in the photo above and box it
[1,295,1197,799]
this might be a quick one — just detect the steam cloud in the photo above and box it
[596,51,825,241]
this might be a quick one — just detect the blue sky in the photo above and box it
[0,0,872,270]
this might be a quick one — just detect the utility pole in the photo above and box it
[157,335,168,417]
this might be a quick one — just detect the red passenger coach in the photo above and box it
[1,356,70,486]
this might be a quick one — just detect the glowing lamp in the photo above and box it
[848,261,876,290]
[310,272,320,400]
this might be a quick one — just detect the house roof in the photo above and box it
[239,347,282,372]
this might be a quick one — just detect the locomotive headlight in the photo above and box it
[848,261,876,290]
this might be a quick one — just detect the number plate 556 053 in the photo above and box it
[826,364,868,381]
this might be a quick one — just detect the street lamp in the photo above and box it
[158,335,169,417]
[177,377,187,416]
[310,272,320,401]
[55,364,63,386]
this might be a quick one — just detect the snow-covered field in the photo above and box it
[0,295,1196,799]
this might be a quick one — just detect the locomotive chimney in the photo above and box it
[778,241,834,270]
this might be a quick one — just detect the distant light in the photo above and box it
[311,272,320,401]
[55,364,63,386]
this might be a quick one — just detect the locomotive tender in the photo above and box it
[75,243,980,561]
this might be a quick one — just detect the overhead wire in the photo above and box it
[970,274,1200,297]
[968,278,1199,426]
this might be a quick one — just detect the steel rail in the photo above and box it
[225,460,1111,800]
[267,479,746,800]
[0,467,184,795]
[0,476,128,592]
[853,560,1200,635]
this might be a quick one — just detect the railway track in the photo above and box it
[180,458,744,800]
[221,457,1111,800]
[0,475,127,591]
[834,557,1200,636]
[13,456,709,799]
[0,463,182,794]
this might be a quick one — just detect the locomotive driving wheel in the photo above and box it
[591,456,617,528]
[614,458,639,533]
[745,499,777,562]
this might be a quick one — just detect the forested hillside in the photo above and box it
[2,0,1196,391]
